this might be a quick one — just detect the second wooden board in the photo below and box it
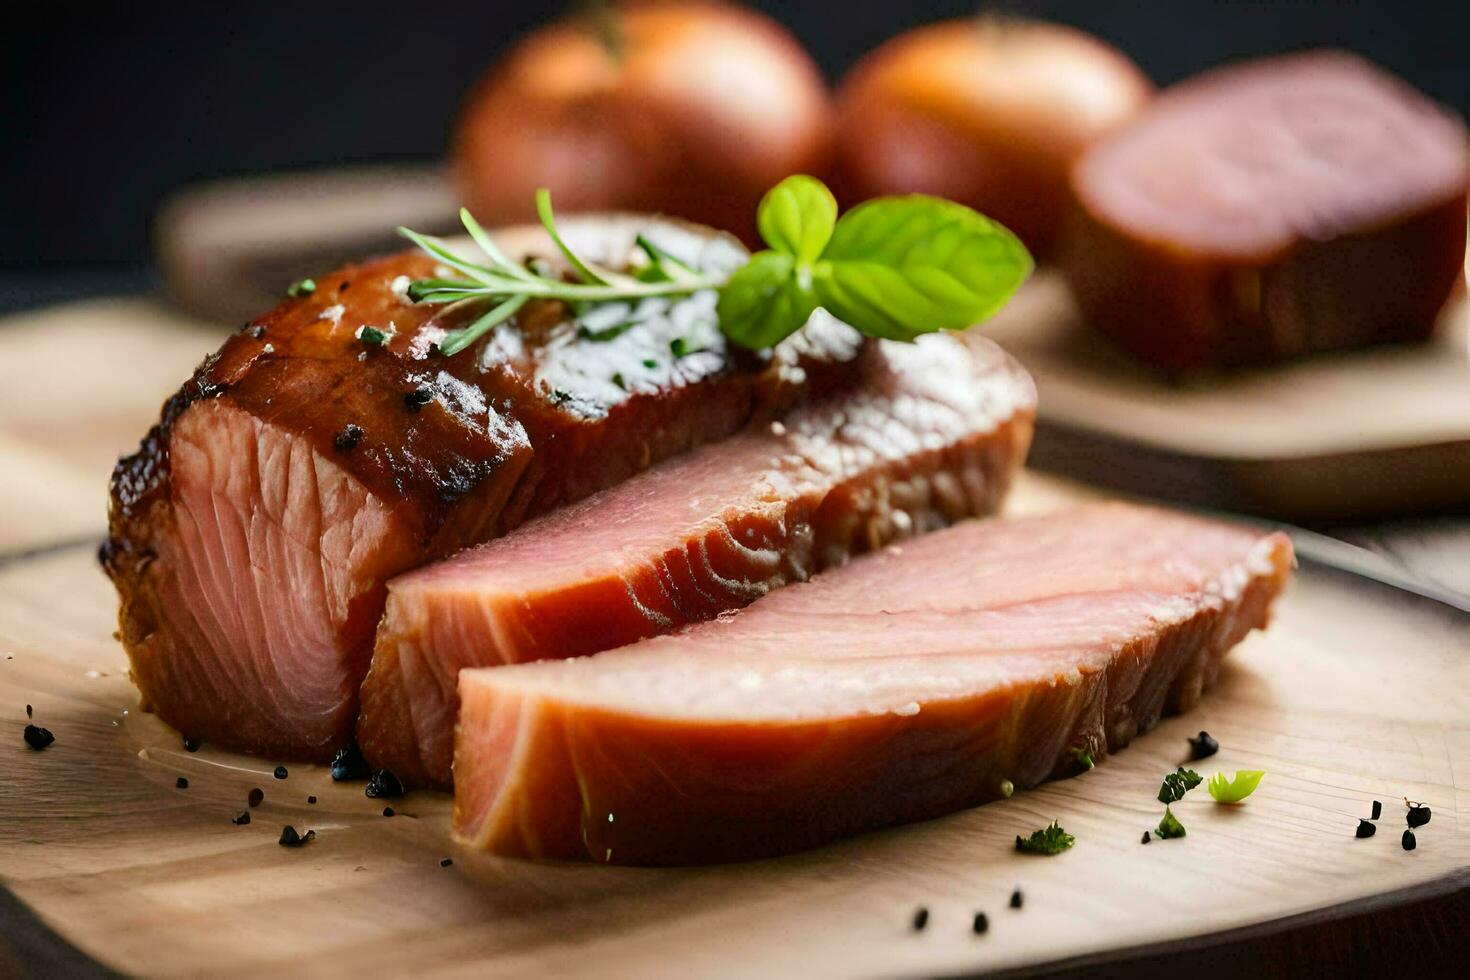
[983,271,1470,523]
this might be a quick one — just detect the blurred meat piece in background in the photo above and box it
[452,0,834,246]
[834,17,1153,257]
[1063,51,1468,373]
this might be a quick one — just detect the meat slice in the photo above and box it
[452,503,1292,864]
[358,333,1036,787]
[1063,51,1468,372]
[102,217,868,761]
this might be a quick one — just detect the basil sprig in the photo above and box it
[395,175,1031,356]
[720,175,1032,347]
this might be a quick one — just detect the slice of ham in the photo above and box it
[103,217,868,761]
[1063,51,1468,372]
[358,333,1035,787]
[452,503,1293,865]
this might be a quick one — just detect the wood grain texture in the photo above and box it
[0,280,1466,976]
[0,503,1465,978]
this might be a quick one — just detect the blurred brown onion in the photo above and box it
[834,17,1153,257]
[452,1,834,246]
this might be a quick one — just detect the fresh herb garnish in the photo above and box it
[397,175,1030,358]
[1158,767,1204,803]
[1071,746,1095,770]
[1206,770,1264,803]
[287,278,316,298]
[1015,820,1075,855]
[357,325,388,346]
[1156,807,1187,839]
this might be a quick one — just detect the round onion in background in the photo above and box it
[833,17,1153,257]
[452,1,834,247]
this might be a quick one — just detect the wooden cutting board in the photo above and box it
[155,170,1470,523]
[0,303,1466,976]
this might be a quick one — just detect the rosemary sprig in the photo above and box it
[398,175,1032,358]
[397,193,725,357]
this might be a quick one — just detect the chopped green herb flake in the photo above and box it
[641,358,658,370]
[1206,769,1265,804]
[358,326,387,346]
[611,372,626,390]
[1158,767,1204,804]
[287,278,316,298]
[1071,746,1095,770]
[1156,806,1186,839]
[1015,820,1075,855]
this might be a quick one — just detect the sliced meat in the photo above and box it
[1063,51,1468,372]
[103,216,868,761]
[358,332,1036,788]
[452,503,1293,864]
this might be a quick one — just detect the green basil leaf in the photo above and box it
[716,250,818,349]
[757,175,837,266]
[812,195,1032,341]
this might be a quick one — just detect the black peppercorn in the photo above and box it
[365,768,404,799]
[331,744,371,782]
[248,787,264,808]
[440,858,453,868]
[273,765,288,780]
[1402,829,1417,851]
[232,811,251,825]
[972,912,989,935]
[1009,888,1024,909]
[183,736,201,752]
[23,725,54,750]
[1406,803,1431,828]
[1370,800,1382,821]
[382,806,395,818]
[1355,819,1376,839]
[1187,731,1219,760]
[1141,831,1151,844]
[176,776,189,789]
[911,906,929,932]
[404,386,434,411]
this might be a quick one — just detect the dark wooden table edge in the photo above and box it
[975,868,1470,979]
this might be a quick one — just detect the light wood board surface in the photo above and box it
[0,293,1466,977]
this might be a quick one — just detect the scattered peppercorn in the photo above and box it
[232,811,251,825]
[1406,801,1431,828]
[333,424,364,452]
[404,386,434,411]
[330,743,371,781]
[1355,819,1377,839]
[1371,800,1382,821]
[273,765,289,780]
[365,768,404,799]
[176,776,189,790]
[1402,829,1417,851]
[278,826,315,848]
[183,736,201,752]
[307,795,317,805]
[248,787,265,808]
[1187,731,1219,761]
[1009,889,1024,909]
[338,280,351,293]
[382,807,395,818]
[25,704,32,718]
[439,858,453,868]
[23,724,54,750]
[1141,831,1151,844]
[911,906,929,932]
[972,912,989,935]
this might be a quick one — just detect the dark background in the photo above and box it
[3,0,1467,308]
